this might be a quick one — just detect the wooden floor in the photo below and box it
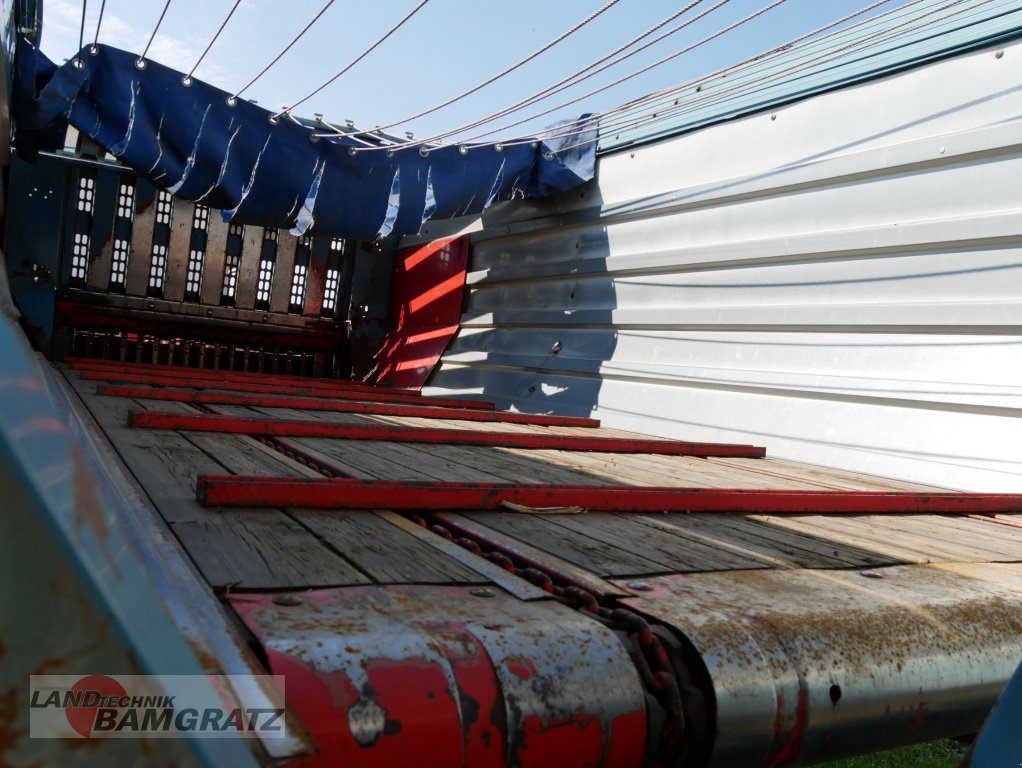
[61,365,1022,593]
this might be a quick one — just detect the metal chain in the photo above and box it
[249,432,692,761]
[410,512,689,765]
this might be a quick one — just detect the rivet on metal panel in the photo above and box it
[627,581,652,592]
[272,595,303,606]
[860,571,883,579]
[470,587,496,598]
[995,49,1004,58]
[771,113,777,120]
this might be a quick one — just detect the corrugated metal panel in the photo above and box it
[423,35,1022,493]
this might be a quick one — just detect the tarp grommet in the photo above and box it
[134,58,147,71]
[458,145,469,156]
[181,75,193,87]
[226,95,238,107]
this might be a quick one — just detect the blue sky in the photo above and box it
[41,0,903,142]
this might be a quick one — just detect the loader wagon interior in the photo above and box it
[3,1,1022,767]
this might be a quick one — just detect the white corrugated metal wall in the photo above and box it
[420,37,1022,492]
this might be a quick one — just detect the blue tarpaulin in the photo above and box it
[14,43,596,240]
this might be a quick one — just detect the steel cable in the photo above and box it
[337,0,729,148]
[73,0,87,67]
[138,0,173,65]
[186,0,244,82]
[90,0,106,52]
[280,0,432,117]
[461,0,918,149]
[367,0,627,133]
[527,0,984,156]
[232,0,336,100]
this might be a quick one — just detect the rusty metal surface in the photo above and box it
[616,563,1022,766]
[0,313,265,765]
[47,365,313,760]
[229,585,646,768]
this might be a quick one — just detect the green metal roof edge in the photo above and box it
[598,0,1022,154]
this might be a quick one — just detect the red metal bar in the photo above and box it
[99,385,600,427]
[128,410,767,458]
[75,364,417,393]
[80,370,494,410]
[196,476,1022,514]
[67,358,421,395]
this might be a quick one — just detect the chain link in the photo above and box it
[411,512,687,765]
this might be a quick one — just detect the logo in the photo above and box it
[30,674,286,739]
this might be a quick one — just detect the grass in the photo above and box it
[817,740,967,767]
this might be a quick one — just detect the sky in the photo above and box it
[39,0,905,143]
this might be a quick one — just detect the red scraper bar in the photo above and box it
[196,476,1022,514]
[81,371,492,410]
[129,410,766,457]
[68,358,421,395]
[100,385,600,427]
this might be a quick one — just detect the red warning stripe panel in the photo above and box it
[128,410,767,458]
[67,358,421,395]
[79,371,494,410]
[196,476,1022,514]
[99,385,600,428]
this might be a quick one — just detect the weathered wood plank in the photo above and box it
[463,512,669,577]
[69,373,371,589]
[547,513,771,573]
[645,514,893,569]
[438,512,629,597]
[171,511,369,590]
[289,510,482,583]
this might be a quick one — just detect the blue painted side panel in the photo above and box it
[0,309,260,766]
[3,152,66,348]
[967,657,1022,767]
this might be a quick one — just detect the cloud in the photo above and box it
[40,0,225,87]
